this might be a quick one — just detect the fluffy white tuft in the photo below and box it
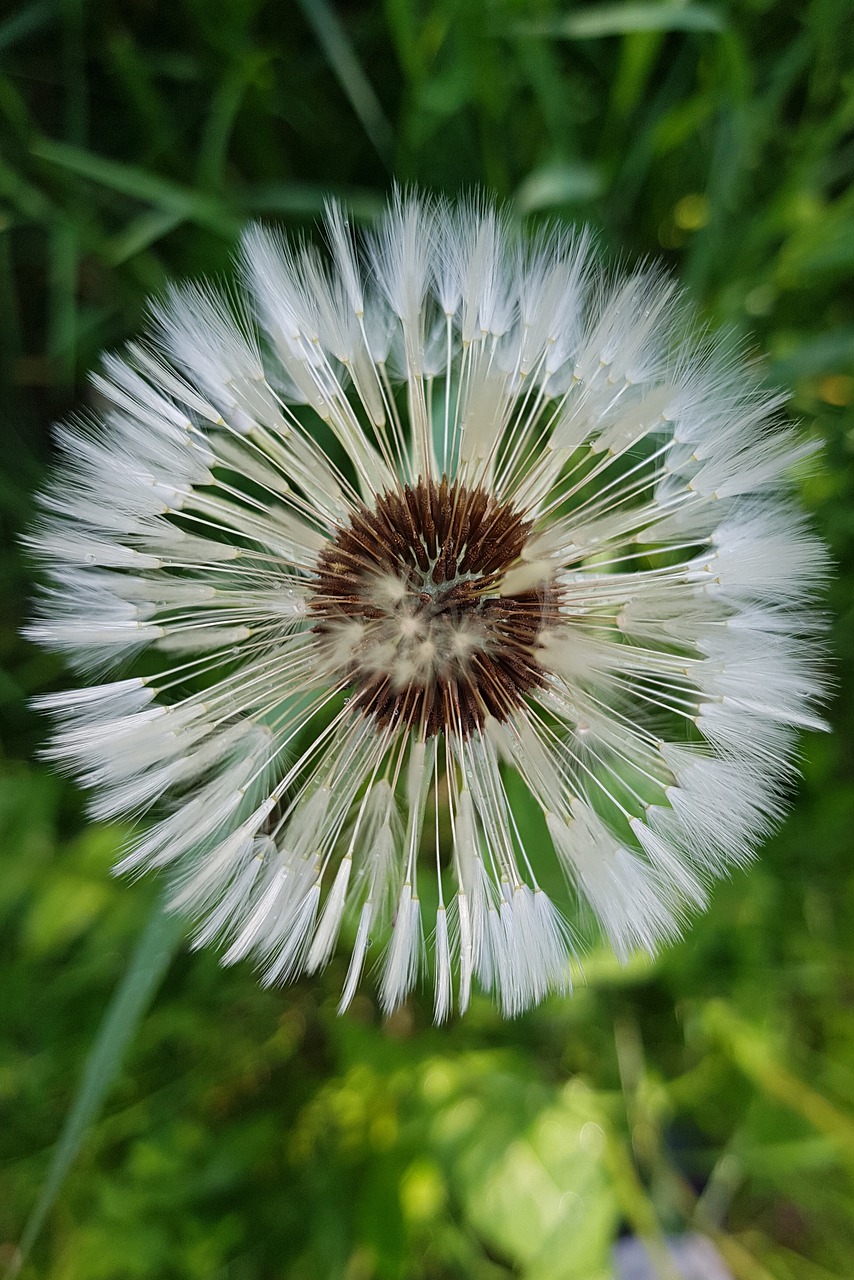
[27,189,828,1020]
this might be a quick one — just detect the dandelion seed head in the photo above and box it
[27,189,829,1020]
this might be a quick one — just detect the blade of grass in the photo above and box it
[196,60,254,191]
[48,0,86,389]
[61,0,86,146]
[515,162,603,213]
[0,157,57,225]
[683,32,751,295]
[512,28,585,157]
[104,207,185,266]
[0,69,39,142]
[515,4,726,39]
[703,1001,854,1162]
[0,224,21,364]
[603,1142,685,1280]
[295,0,393,167]
[104,27,179,155]
[8,901,185,1278]
[30,138,241,238]
[0,0,55,57]
[0,223,30,435]
[47,222,78,388]
[604,40,699,227]
[241,180,383,221]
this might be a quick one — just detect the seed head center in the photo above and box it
[309,477,556,736]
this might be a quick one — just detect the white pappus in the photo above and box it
[27,189,829,1020]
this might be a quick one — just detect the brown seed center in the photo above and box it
[309,477,558,737]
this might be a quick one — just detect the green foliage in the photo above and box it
[1,1,853,1277]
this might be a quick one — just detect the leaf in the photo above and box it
[11,900,185,1276]
[434,1066,619,1279]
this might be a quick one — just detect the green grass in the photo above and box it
[1,1,853,1277]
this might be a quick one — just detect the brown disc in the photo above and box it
[309,477,561,737]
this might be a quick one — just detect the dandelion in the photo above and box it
[27,190,828,1020]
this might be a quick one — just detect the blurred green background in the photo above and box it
[1,1,853,1276]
